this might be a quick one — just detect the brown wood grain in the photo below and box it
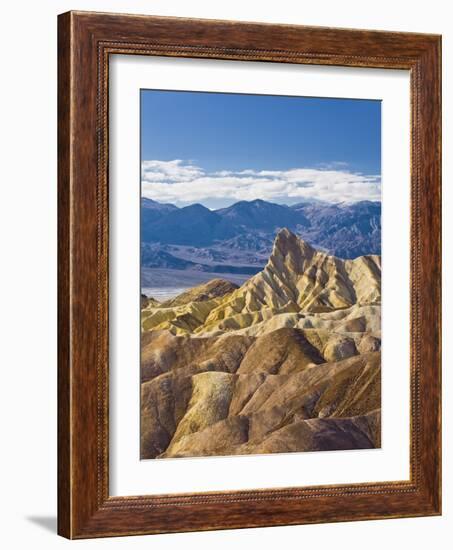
[57,11,71,537]
[57,10,441,539]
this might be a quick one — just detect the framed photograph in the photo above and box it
[58,11,441,538]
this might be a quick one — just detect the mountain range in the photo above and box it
[141,198,381,284]
[141,230,381,459]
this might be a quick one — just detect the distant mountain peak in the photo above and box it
[215,199,308,231]
[141,197,178,211]
[182,202,210,212]
[141,197,381,258]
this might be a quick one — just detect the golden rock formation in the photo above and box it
[140,230,381,459]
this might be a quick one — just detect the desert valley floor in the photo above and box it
[140,229,381,459]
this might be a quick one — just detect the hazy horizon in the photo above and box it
[141,195,382,211]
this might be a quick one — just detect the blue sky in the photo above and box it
[141,89,381,209]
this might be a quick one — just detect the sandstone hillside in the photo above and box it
[141,229,380,336]
[140,230,381,459]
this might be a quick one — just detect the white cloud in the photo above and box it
[141,159,381,207]
[141,160,204,182]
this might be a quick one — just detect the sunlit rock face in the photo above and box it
[140,230,381,459]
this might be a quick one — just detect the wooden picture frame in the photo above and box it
[58,10,441,539]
